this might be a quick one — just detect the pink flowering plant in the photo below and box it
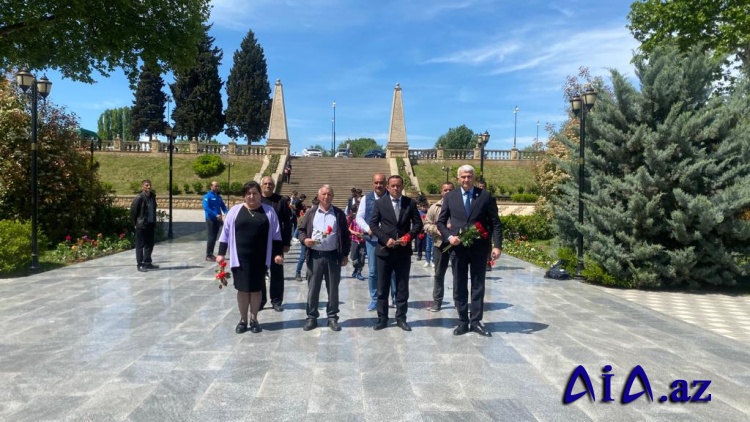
[53,231,133,263]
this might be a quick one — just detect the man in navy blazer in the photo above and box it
[437,165,502,337]
[369,175,423,331]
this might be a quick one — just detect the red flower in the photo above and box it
[219,260,227,268]
[65,235,72,242]
[418,233,425,240]
[325,225,333,235]
[487,259,495,267]
[400,233,412,244]
[119,233,125,239]
[421,214,426,219]
[214,262,232,289]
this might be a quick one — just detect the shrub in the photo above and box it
[89,204,133,239]
[230,182,243,196]
[0,220,46,275]
[192,154,225,179]
[425,182,439,194]
[183,183,192,194]
[501,213,554,241]
[510,193,538,203]
[556,247,578,274]
[219,181,230,193]
[502,238,554,268]
[193,181,205,194]
[168,184,181,195]
[583,261,631,288]
[517,186,525,194]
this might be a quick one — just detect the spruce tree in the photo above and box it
[170,25,225,141]
[225,29,271,143]
[131,65,167,140]
[553,44,750,289]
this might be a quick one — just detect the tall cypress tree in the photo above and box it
[225,28,271,143]
[553,44,750,289]
[131,65,167,140]
[170,25,225,141]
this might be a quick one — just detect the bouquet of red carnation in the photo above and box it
[398,233,411,245]
[442,222,488,253]
[215,260,231,289]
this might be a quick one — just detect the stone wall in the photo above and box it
[114,196,245,210]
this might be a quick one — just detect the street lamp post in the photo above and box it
[165,126,174,239]
[570,87,597,278]
[442,166,451,183]
[477,131,490,182]
[513,106,519,149]
[536,120,540,143]
[332,100,336,155]
[16,69,52,272]
[226,161,233,202]
[89,138,96,167]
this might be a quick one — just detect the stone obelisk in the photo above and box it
[385,83,409,158]
[265,79,290,156]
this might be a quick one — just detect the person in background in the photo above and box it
[203,181,228,261]
[294,194,309,282]
[283,161,293,183]
[259,176,292,312]
[423,181,454,312]
[217,181,283,334]
[475,179,494,272]
[345,187,359,216]
[348,200,366,281]
[130,179,159,272]
[289,191,300,243]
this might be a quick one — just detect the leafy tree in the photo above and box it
[0,75,113,243]
[170,26,225,141]
[341,138,384,157]
[97,107,133,140]
[131,65,167,140]
[628,0,750,76]
[552,45,750,289]
[225,29,272,143]
[1,0,210,84]
[434,125,476,149]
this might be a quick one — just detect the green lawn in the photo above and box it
[95,154,262,194]
[412,162,536,195]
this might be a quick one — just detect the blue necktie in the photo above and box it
[464,191,471,217]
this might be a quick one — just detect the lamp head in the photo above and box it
[37,75,52,98]
[570,95,582,118]
[583,86,597,110]
[15,68,33,92]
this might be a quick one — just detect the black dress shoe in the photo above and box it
[396,320,412,331]
[303,319,317,331]
[328,319,341,331]
[272,303,284,312]
[428,301,441,312]
[373,319,388,330]
[249,320,262,333]
[235,321,248,334]
[471,322,492,337]
[144,263,159,269]
[137,266,147,273]
[453,322,470,336]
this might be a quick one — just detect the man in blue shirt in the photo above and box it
[203,181,228,261]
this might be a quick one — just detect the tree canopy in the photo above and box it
[170,26,225,141]
[0,0,211,84]
[97,107,133,141]
[341,138,383,157]
[434,125,476,150]
[552,44,750,289]
[131,65,167,140]
[225,29,271,143]
[628,0,750,76]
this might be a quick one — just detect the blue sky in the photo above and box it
[46,0,638,154]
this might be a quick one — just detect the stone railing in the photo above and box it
[91,138,267,156]
[408,148,544,161]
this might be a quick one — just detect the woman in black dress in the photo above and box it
[217,181,284,333]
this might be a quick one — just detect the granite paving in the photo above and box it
[0,210,748,421]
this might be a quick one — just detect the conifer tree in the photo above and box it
[553,44,750,288]
[131,65,167,140]
[170,25,225,141]
[225,29,271,143]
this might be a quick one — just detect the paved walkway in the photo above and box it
[1,210,749,421]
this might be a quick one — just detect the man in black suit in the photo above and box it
[437,165,502,337]
[369,175,423,331]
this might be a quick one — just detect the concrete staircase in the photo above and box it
[279,157,390,208]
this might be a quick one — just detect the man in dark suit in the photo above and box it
[369,175,423,331]
[437,165,502,337]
